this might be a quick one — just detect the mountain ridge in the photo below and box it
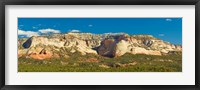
[18,32,182,60]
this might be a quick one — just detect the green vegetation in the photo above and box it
[18,53,182,72]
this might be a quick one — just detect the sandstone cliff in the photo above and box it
[18,32,182,60]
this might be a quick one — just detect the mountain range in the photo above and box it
[18,32,182,60]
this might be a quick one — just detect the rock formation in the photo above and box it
[18,32,182,59]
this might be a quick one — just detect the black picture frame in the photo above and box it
[0,0,200,90]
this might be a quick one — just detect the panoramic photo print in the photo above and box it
[18,18,182,72]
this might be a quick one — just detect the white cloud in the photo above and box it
[166,19,172,21]
[104,32,125,35]
[18,28,61,37]
[69,30,80,33]
[158,34,165,36]
[38,29,60,34]
[32,26,37,29]
[19,35,25,38]
[18,29,39,37]
[88,24,93,27]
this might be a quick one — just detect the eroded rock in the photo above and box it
[18,33,182,59]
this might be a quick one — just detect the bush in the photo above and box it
[18,53,182,72]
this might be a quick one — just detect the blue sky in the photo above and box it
[18,18,182,45]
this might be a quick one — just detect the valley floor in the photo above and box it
[18,53,182,72]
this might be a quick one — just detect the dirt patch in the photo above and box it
[99,64,110,68]
[80,58,100,63]
[29,53,53,60]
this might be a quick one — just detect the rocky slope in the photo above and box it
[18,32,182,60]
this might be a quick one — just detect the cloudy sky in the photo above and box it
[18,18,182,45]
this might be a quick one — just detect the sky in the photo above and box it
[18,18,182,45]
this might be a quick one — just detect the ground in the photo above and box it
[18,53,182,72]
